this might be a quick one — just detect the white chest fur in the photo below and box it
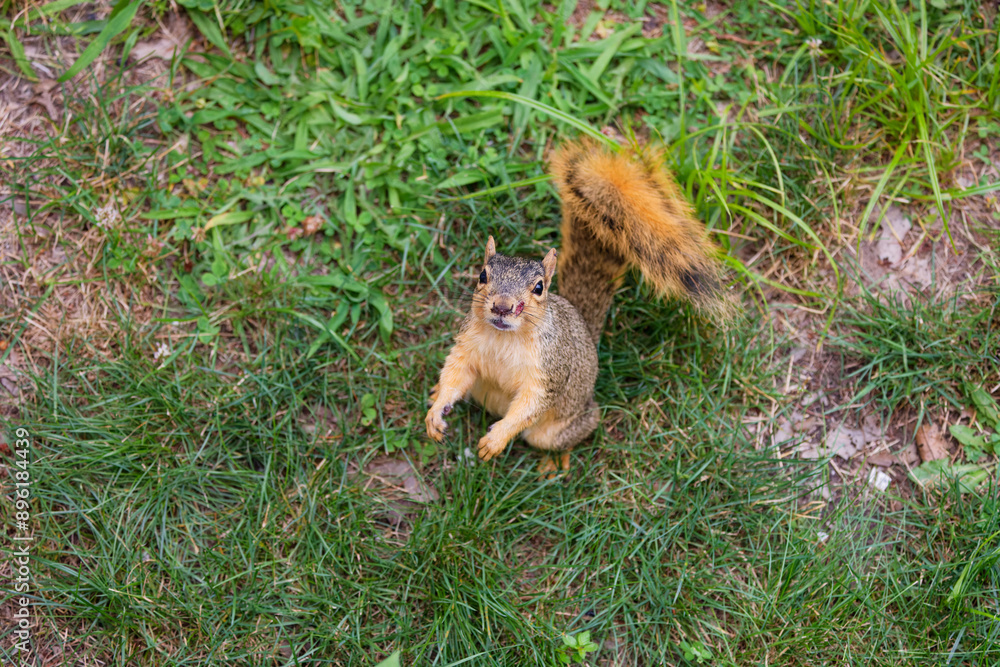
[466,327,543,417]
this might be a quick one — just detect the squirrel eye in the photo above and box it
[479,269,487,284]
[533,281,544,295]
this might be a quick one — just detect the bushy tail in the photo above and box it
[551,139,731,343]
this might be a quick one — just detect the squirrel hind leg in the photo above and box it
[538,451,571,479]
[524,402,599,451]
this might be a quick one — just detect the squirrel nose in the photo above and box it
[491,297,515,316]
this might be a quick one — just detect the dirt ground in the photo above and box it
[1,7,196,421]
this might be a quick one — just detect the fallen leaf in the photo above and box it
[402,475,439,503]
[1,353,22,391]
[873,205,911,266]
[773,417,794,446]
[21,44,54,78]
[901,441,921,465]
[955,172,976,190]
[365,458,412,478]
[895,255,933,290]
[794,416,821,432]
[823,420,880,461]
[298,404,337,436]
[916,423,949,463]
[826,427,862,460]
[301,215,323,236]
[131,14,192,62]
[364,457,439,504]
[31,79,60,119]
[867,451,896,467]
[131,38,186,62]
[798,440,821,459]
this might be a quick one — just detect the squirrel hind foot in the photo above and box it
[538,451,571,480]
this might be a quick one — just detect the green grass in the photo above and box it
[2,0,999,664]
[12,302,1000,664]
[829,289,999,415]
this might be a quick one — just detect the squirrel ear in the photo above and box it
[542,248,557,283]
[485,235,496,262]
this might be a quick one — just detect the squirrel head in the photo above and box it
[473,235,557,334]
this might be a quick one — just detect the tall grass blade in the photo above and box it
[436,90,617,149]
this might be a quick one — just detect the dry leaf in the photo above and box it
[31,79,60,120]
[131,14,192,62]
[364,457,439,504]
[365,458,412,478]
[0,377,17,396]
[402,475,439,503]
[873,205,911,266]
[868,452,896,467]
[868,441,919,467]
[955,172,976,190]
[131,38,185,62]
[916,423,949,463]
[298,404,337,436]
[824,425,865,460]
[895,255,933,290]
[21,44,54,78]
[901,441,921,465]
[773,417,794,446]
[0,355,19,396]
[301,215,323,235]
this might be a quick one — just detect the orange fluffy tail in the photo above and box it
[551,139,731,341]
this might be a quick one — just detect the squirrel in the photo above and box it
[425,138,731,475]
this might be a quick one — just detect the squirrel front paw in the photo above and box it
[477,428,508,461]
[425,403,451,442]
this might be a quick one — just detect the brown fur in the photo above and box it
[425,241,599,463]
[426,140,731,469]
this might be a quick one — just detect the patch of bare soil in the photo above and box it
[850,199,999,307]
[762,169,1000,516]
[0,9,197,417]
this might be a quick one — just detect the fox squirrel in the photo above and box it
[425,139,730,474]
